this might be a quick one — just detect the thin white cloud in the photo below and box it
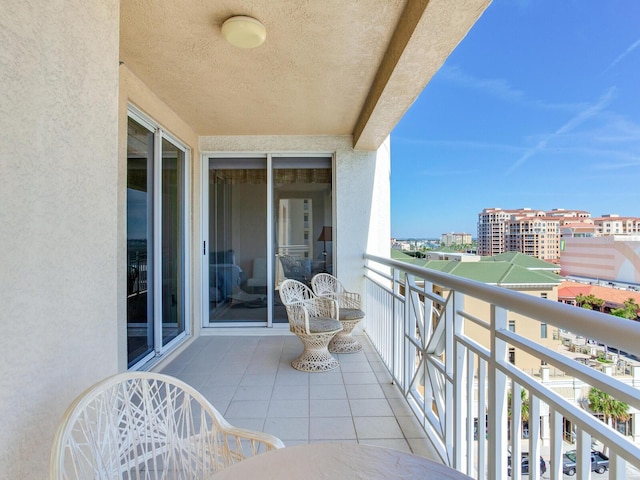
[439,65,583,111]
[605,38,640,72]
[506,88,616,174]
[590,159,640,171]
[393,136,524,153]
[417,169,479,177]
[440,65,525,102]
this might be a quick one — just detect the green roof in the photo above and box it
[423,261,561,285]
[390,249,561,286]
[479,251,559,270]
[391,249,562,285]
[390,249,414,260]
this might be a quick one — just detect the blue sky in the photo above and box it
[391,0,640,238]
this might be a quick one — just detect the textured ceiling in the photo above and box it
[120,0,490,150]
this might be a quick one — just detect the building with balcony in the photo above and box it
[441,232,473,247]
[593,215,640,236]
[478,207,592,261]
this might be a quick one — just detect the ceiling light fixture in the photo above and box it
[221,15,266,49]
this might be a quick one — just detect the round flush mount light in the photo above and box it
[221,15,266,48]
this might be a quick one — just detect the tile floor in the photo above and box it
[159,333,440,461]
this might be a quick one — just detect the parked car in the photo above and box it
[562,450,609,475]
[508,453,547,476]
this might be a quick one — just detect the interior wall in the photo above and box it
[232,184,268,274]
[0,1,120,477]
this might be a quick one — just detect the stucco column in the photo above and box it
[540,365,550,383]
[632,365,640,387]
[573,378,583,403]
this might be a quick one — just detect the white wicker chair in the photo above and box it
[50,372,284,479]
[311,273,365,353]
[279,279,343,372]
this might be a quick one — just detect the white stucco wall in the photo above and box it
[0,1,120,477]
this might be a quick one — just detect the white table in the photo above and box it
[213,442,473,479]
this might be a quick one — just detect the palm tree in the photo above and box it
[588,387,629,454]
[586,294,605,312]
[508,388,529,439]
[575,293,589,308]
[611,298,639,320]
[624,298,639,319]
[575,293,605,311]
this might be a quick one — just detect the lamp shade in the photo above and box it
[221,16,266,48]
[317,226,332,242]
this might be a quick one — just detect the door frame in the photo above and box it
[201,152,334,329]
[127,106,191,369]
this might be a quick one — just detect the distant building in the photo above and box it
[391,239,411,251]
[424,250,481,262]
[440,232,472,246]
[592,214,640,236]
[560,235,640,285]
[478,207,592,261]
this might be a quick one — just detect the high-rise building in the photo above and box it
[477,208,516,256]
[478,208,592,261]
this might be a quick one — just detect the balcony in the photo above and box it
[361,254,640,478]
[158,333,440,459]
[160,254,640,478]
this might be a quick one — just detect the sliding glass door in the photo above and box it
[204,154,332,327]
[160,139,186,345]
[206,157,268,326]
[127,117,153,365]
[272,157,332,323]
[126,110,188,367]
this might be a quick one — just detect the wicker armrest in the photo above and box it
[223,426,286,455]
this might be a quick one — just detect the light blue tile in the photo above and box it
[349,398,394,417]
[346,383,385,399]
[225,400,269,418]
[353,417,404,439]
[310,399,352,417]
[310,417,357,440]
[268,399,309,418]
[264,417,309,441]
[272,384,309,400]
[310,384,347,400]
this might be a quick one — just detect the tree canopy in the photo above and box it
[611,298,639,320]
[575,293,604,311]
[588,387,629,425]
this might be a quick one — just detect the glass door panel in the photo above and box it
[126,118,154,366]
[161,139,185,345]
[127,111,189,368]
[273,158,332,323]
[208,158,268,325]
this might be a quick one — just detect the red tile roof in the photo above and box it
[559,281,640,309]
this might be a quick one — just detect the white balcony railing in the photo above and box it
[363,254,640,479]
